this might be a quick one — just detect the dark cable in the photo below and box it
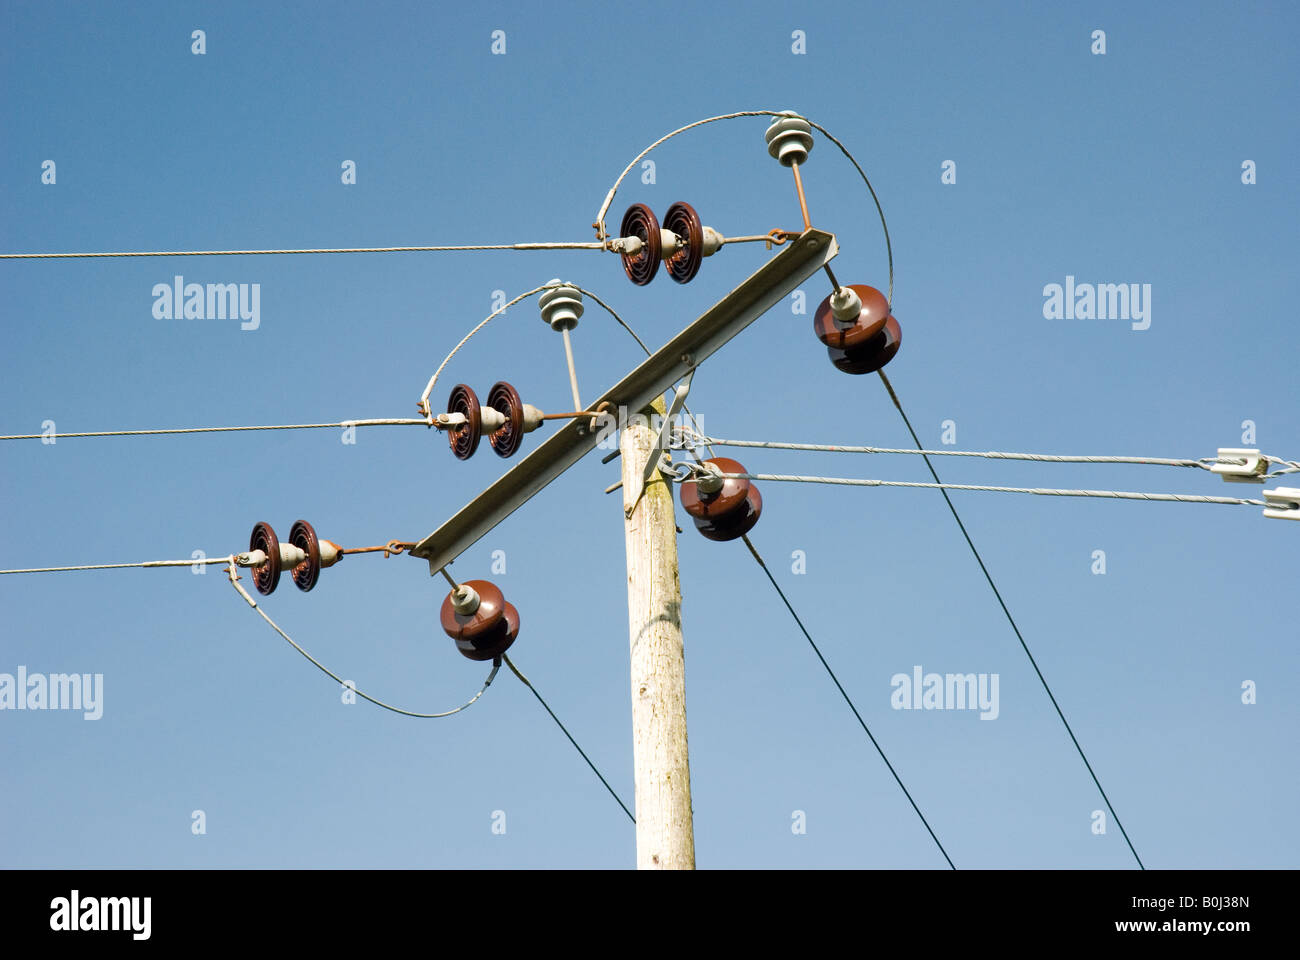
[740,534,956,869]
[876,370,1145,870]
[502,654,636,825]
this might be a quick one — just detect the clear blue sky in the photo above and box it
[2,0,1296,869]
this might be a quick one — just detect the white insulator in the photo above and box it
[539,279,584,331]
[701,226,724,257]
[829,286,863,323]
[278,542,307,571]
[1263,487,1300,520]
[319,540,343,568]
[451,584,481,615]
[660,229,682,259]
[521,403,544,433]
[237,549,268,568]
[765,112,814,167]
[1212,448,1267,483]
[480,406,507,433]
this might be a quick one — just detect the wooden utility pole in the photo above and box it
[620,394,695,869]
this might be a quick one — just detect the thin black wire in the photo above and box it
[502,654,635,825]
[740,534,956,869]
[877,370,1145,870]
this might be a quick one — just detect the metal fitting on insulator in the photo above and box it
[828,286,864,323]
[813,284,902,375]
[439,578,520,661]
[450,584,481,615]
[539,279,584,331]
[765,112,814,167]
[678,457,763,542]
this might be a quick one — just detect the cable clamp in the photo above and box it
[1212,448,1268,483]
[1262,487,1300,520]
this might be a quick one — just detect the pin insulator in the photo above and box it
[679,457,763,542]
[539,280,584,331]
[814,284,890,349]
[439,578,521,661]
[765,112,814,167]
[827,314,902,375]
[446,384,483,460]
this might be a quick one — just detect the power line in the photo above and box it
[682,435,1224,471]
[226,562,498,719]
[502,654,636,825]
[695,472,1272,509]
[875,369,1145,869]
[0,556,235,575]
[0,235,783,261]
[0,418,428,442]
[739,534,955,868]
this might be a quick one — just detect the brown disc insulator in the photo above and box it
[446,384,482,460]
[249,521,281,595]
[813,284,890,348]
[663,201,704,284]
[487,380,525,458]
[620,203,661,286]
[289,519,321,592]
[440,579,521,661]
[828,314,902,375]
[679,457,764,542]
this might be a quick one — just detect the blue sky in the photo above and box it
[1,0,1296,868]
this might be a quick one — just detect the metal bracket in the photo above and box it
[625,365,695,518]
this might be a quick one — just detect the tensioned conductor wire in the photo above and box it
[875,369,1146,869]
[0,234,780,261]
[0,418,429,441]
[690,472,1273,509]
[502,654,636,824]
[739,535,955,869]
[0,556,236,575]
[0,241,608,259]
[225,562,496,719]
[592,110,894,303]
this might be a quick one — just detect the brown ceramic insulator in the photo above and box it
[679,457,752,521]
[446,383,482,460]
[692,484,763,542]
[663,201,704,284]
[813,284,890,349]
[620,203,661,286]
[454,602,519,661]
[439,579,520,661]
[249,521,281,596]
[289,519,321,592]
[487,380,525,458]
[828,314,902,375]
